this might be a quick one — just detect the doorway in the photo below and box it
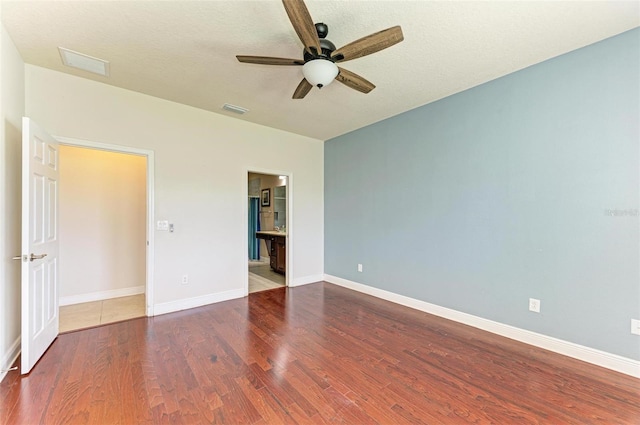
[55,137,155,331]
[247,171,289,293]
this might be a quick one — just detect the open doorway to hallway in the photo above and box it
[57,145,147,332]
[248,172,288,293]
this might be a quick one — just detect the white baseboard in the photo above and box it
[60,285,145,306]
[290,274,324,287]
[153,288,245,316]
[260,256,270,263]
[0,336,21,383]
[324,274,640,378]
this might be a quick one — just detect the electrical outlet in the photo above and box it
[357,263,363,272]
[631,319,640,336]
[529,298,541,313]
[181,274,188,285]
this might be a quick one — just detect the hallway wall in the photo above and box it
[59,145,146,304]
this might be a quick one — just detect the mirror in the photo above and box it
[273,185,286,229]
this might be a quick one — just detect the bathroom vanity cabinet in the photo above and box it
[256,231,286,275]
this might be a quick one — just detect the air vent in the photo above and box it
[58,47,110,77]
[222,103,249,114]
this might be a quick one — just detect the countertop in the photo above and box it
[256,230,287,237]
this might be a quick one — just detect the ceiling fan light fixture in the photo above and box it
[302,59,338,89]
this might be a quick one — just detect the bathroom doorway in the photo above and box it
[248,172,288,293]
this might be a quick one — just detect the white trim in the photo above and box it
[146,151,155,316]
[59,285,145,306]
[290,274,324,287]
[154,288,245,316]
[0,336,21,383]
[324,274,640,378]
[286,173,293,290]
[55,136,153,156]
[54,136,155,316]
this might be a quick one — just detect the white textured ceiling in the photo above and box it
[2,1,638,140]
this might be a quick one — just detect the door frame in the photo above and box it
[55,136,155,316]
[245,168,293,296]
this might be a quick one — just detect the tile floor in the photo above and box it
[249,261,285,293]
[60,264,283,333]
[59,294,145,333]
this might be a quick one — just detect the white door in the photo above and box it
[20,117,59,374]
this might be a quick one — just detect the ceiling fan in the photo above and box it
[236,0,404,99]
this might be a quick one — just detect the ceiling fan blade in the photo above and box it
[236,56,304,66]
[293,78,313,99]
[336,67,375,94]
[282,0,322,56]
[332,26,404,63]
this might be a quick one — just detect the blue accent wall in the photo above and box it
[325,28,639,360]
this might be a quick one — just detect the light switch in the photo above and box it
[157,220,169,231]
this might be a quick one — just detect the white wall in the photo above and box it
[25,65,324,312]
[0,23,24,382]
[59,145,146,303]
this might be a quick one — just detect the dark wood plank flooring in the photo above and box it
[1,282,638,424]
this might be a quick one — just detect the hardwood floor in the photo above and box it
[1,282,638,424]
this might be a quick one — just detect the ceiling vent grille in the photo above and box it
[222,103,249,114]
[58,47,110,77]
